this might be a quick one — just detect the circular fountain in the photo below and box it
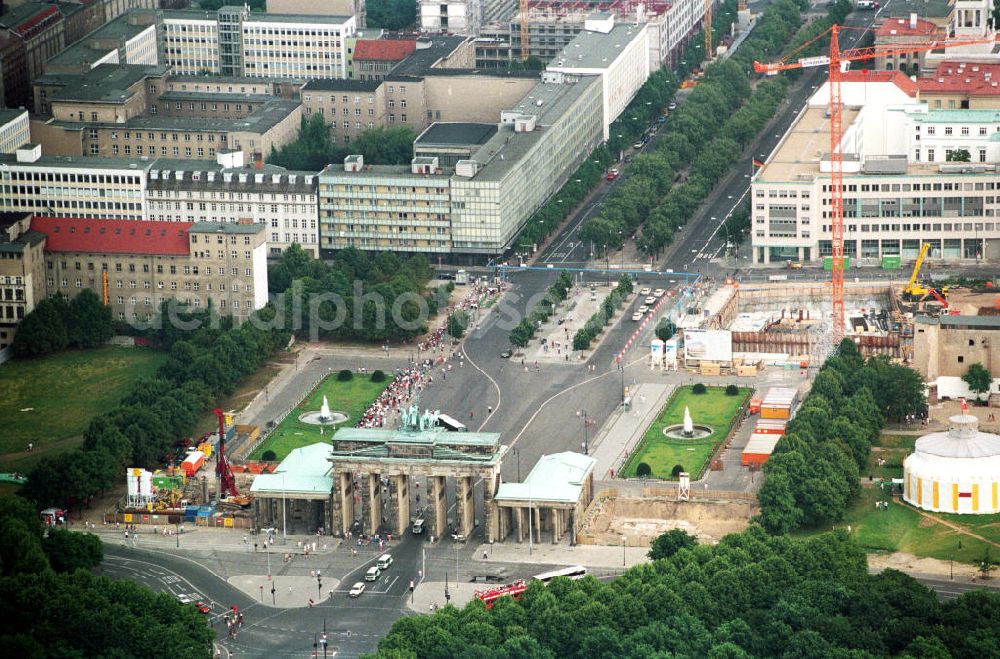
[299,395,348,426]
[663,406,713,439]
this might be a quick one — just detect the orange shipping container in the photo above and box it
[742,434,779,466]
[761,405,791,420]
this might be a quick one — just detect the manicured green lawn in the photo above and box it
[621,386,750,480]
[799,488,1000,564]
[865,448,907,480]
[874,434,917,450]
[249,375,389,462]
[0,347,165,467]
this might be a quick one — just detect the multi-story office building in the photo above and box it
[0,144,150,220]
[751,72,1000,265]
[546,15,650,141]
[159,8,356,79]
[43,8,158,75]
[476,0,704,71]
[145,151,320,256]
[55,0,104,46]
[319,70,603,258]
[267,0,366,27]
[0,213,46,350]
[0,2,65,107]
[420,0,480,36]
[353,38,415,81]
[0,110,31,153]
[35,216,268,322]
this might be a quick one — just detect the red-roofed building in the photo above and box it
[29,216,268,323]
[873,14,943,75]
[353,39,416,81]
[916,61,1000,109]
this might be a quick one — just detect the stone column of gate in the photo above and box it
[332,472,354,536]
[552,508,562,543]
[430,475,448,537]
[515,506,525,543]
[366,473,382,535]
[393,474,410,536]
[482,471,499,543]
[456,476,475,538]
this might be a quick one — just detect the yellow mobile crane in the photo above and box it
[904,243,949,303]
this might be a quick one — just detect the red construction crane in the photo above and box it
[214,407,239,498]
[754,26,999,344]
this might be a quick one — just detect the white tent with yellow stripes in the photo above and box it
[903,414,1000,515]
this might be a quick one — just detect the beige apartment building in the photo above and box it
[0,213,46,350]
[36,216,268,322]
[0,110,30,153]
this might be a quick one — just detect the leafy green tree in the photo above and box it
[946,148,971,162]
[11,294,69,356]
[655,318,676,342]
[67,289,113,348]
[447,310,470,339]
[962,362,992,402]
[648,529,697,559]
[41,529,102,573]
[573,329,591,351]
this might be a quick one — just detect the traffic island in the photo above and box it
[228,574,341,608]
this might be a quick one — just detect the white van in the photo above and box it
[377,554,393,570]
[365,566,381,581]
[412,518,425,534]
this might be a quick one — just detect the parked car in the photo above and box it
[668,102,677,111]
[349,582,366,597]
[606,168,619,180]
[500,349,513,359]
[633,141,644,150]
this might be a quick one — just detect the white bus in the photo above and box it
[532,565,587,583]
[436,413,468,432]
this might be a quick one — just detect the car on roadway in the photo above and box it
[633,141,644,150]
[500,349,513,359]
[644,296,656,305]
[653,288,665,297]
[631,312,643,321]
[349,582,366,598]
[639,287,651,296]
[177,595,193,605]
[606,168,619,180]
[638,305,649,314]
[196,601,211,614]
[668,102,677,111]
[365,566,381,581]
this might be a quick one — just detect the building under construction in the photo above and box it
[476,0,710,69]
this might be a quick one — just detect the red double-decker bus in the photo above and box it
[475,580,527,609]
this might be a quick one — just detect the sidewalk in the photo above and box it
[473,538,649,570]
[407,581,481,613]
[588,382,673,479]
[90,524,341,555]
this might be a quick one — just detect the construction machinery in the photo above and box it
[214,407,241,500]
[754,26,999,343]
[903,243,949,305]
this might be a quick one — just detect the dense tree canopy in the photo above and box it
[0,498,211,656]
[376,527,1000,657]
[268,114,416,171]
[365,0,417,31]
[12,290,112,357]
[758,340,926,532]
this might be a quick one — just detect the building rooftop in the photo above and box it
[39,64,168,103]
[875,16,939,38]
[188,221,263,235]
[841,69,919,95]
[917,61,1000,96]
[917,314,1000,328]
[302,78,381,92]
[354,39,416,61]
[159,8,219,21]
[415,122,497,147]
[494,452,594,504]
[549,22,645,70]
[467,74,601,182]
[249,443,332,497]
[755,104,859,183]
[31,216,192,255]
[45,13,153,70]
[0,2,60,33]
[910,108,1000,123]
[55,98,301,133]
[157,91,275,104]
[0,152,152,169]
[0,108,27,125]
[0,212,43,254]
[386,35,469,79]
[245,12,353,24]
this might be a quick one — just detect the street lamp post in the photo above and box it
[513,447,521,482]
[622,536,627,568]
[620,363,626,407]
[578,409,589,454]
[321,618,329,659]
[316,570,322,600]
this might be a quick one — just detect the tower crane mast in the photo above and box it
[753,26,999,344]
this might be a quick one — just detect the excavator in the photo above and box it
[903,243,949,307]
